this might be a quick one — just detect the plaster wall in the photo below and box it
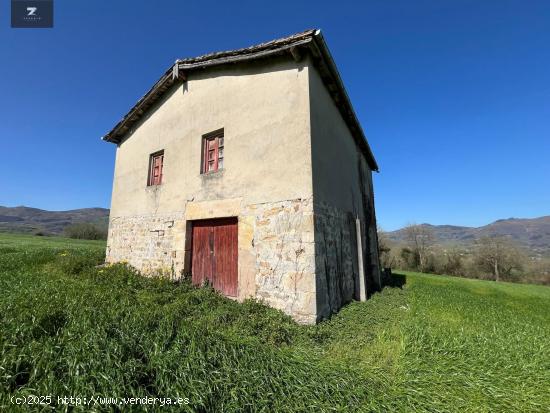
[106,56,317,322]
[308,63,381,319]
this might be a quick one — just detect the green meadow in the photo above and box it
[1,233,549,412]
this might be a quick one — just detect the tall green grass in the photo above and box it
[399,271,550,412]
[0,234,549,412]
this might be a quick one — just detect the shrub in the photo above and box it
[399,247,419,270]
[56,250,105,275]
[64,223,107,240]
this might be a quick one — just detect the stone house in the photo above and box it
[103,29,381,324]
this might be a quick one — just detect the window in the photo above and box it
[202,130,224,173]
[148,151,164,186]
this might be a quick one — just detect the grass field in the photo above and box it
[1,233,549,412]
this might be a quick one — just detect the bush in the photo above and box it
[56,250,105,275]
[64,223,107,240]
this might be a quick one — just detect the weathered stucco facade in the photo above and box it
[104,30,380,323]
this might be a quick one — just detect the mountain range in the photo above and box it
[0,206,109,235]
[0,206,549,255]
[386,216,550,255]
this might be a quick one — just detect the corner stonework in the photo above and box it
[244,197,317,324]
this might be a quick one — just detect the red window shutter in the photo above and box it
[153,156,159,185]
[205,139,209,173]
[201,132,224,174]
[212,138,218,172]
[155,155,163,184]
[203,137,218,173]
[217,136,223,170]
[160,155,163,183]
[148,152,164,185]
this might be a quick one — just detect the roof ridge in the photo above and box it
[175,29,317,64]
[101,29,378,171]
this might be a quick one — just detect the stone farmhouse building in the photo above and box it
[103,30,381,323]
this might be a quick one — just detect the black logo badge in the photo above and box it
[11,0,54,28]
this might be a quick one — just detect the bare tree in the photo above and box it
[442,247,465,276]
[403,223,435,272]
[377,228,394,269]
[474,236,524,281]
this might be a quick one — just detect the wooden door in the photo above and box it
[191,218,238,297]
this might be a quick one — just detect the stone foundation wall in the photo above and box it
[104,198,378,324]
[105,212,186,276]
[105,197,317,323]
[313,202,361,320]
[244,197,316,324]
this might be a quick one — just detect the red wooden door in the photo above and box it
[191,218,238,297]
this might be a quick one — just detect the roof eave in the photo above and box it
[101,30,379,173]
[310,31,379,172]
[101,67,180,144]
[101,31,317,144]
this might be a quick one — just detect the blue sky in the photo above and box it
[1,0,548,230]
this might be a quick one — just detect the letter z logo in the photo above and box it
[11,0,54,28]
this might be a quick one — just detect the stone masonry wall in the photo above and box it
[313,202,360,320]
[105,197,317,323]
[105,212,186,276]
[243,197,316,324]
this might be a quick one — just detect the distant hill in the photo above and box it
[387,216,550,255]
[2,206,549,255]
[0,206,109,235]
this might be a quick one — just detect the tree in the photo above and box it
[403,223,434,272]
[474,236,524,281]
[377,228,394,269]
[399,247,417,270]
[442,247,465,276]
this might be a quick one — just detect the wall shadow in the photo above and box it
[381,269,406,289]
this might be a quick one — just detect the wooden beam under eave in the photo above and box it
[173,64,187,81]
[290,46,302,62]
